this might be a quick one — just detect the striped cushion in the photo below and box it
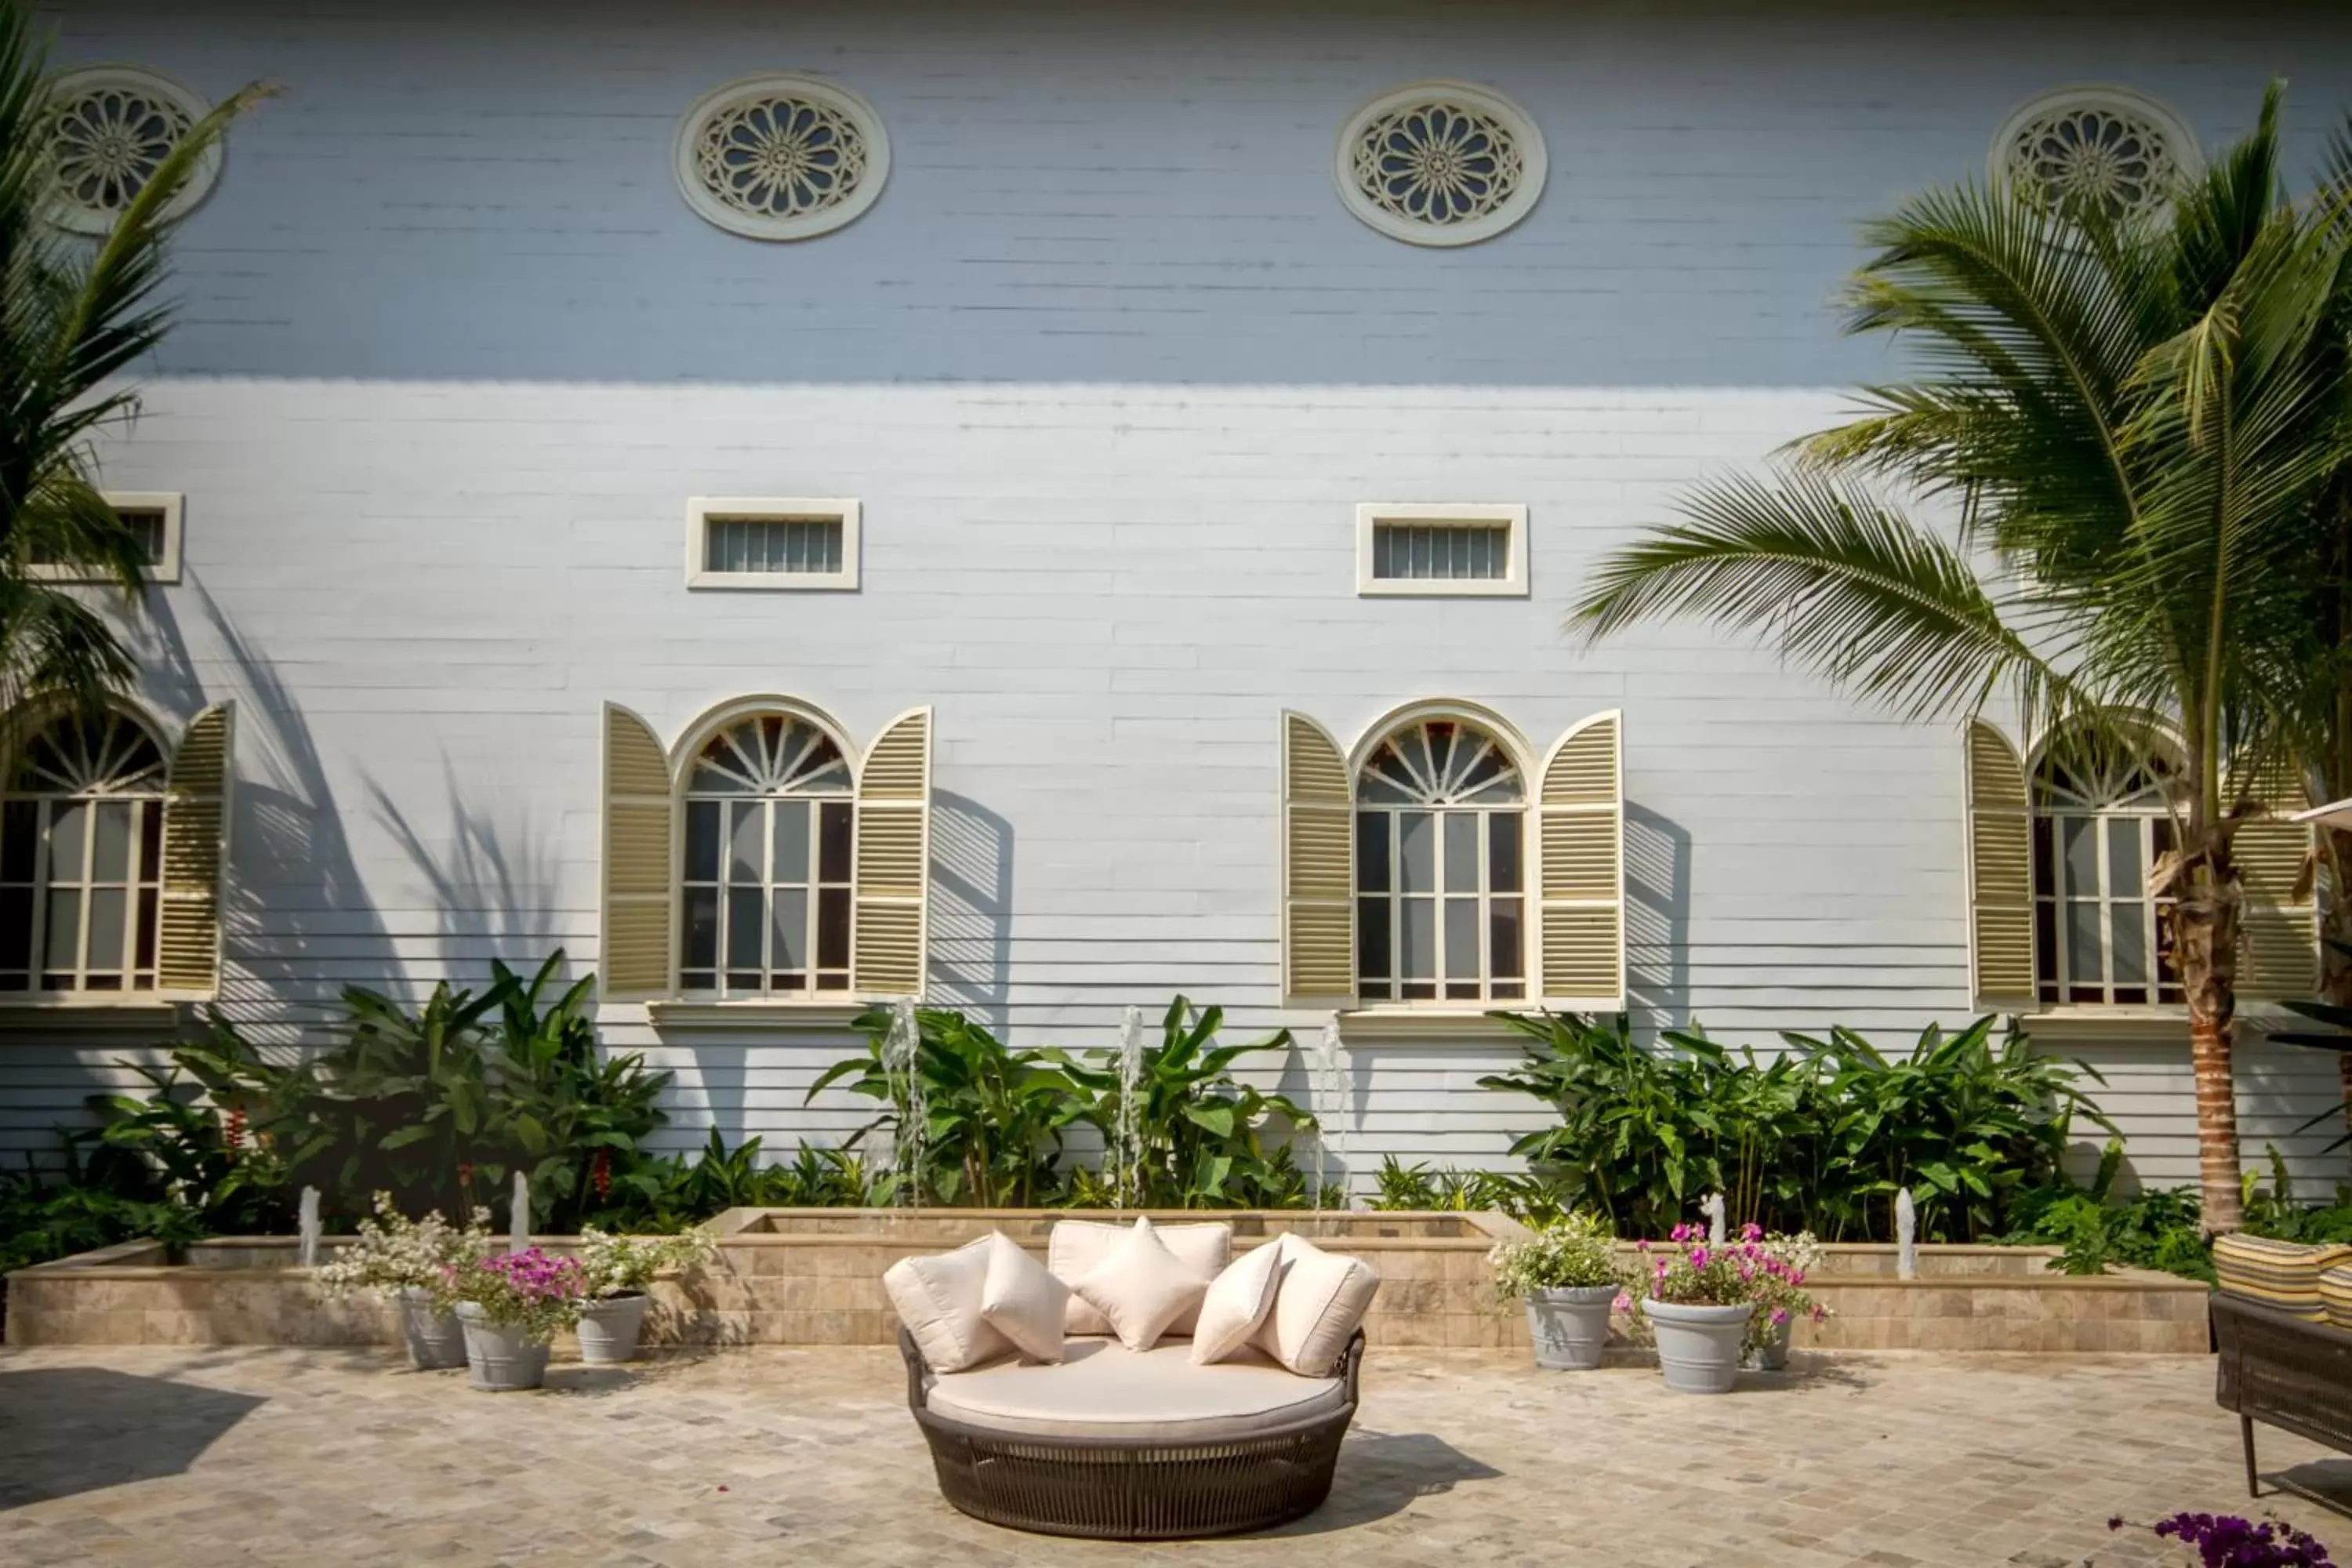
[2212,1233,2352,1320]
[2321,1265,2352,1331]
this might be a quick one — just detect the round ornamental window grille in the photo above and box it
[1335,80,1546,247]
[1992,86,2196,223]
[672,74,890,241]
[42,67,219,236]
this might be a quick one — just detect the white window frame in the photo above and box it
[2029,737,2186,1010]
[1351,713,1532,1006]
[0,710,169,1000]
[672,74,892,243]
[1988,85,2199,217]
[29,492,183,586]
[1333,79,1548,249]
[1355,503,1527,598]
[684,497,861,592]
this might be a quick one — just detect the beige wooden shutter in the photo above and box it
[1965,720,2034,1006]
[1537,710,1624,1005]
[2234,758,2318,1000]
[601,703,673,1000]
[854,706,931,996]
[1281,711,1354,1006]
[158,701,234,994]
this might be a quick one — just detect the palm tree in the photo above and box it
[0,3,264,740]
[1570,87,2352,1232]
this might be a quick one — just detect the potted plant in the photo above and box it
[1636,1225,1761,1395]
[1488,1211,1624,1371]
[575,1228,717,1364]
[315,1192,492,1370]
[1743,1226,1826,1371]
[438,1247,588,1392]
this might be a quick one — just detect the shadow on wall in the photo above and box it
[927,789,1014,1034]
[1623,800,1693,1032]
[143,584,396,1038]
[365,757,568,980]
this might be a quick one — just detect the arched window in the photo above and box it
[677,713,855,996]
[1354,717,1526,1003]
[0,710,168,993]
[2031,733,2183,1007]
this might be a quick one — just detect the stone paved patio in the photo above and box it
[2,1345,2346,1566]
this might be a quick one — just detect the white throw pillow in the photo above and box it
[1069,1217,1211,1352]
[1051,1220,1230,1336]
[1254,1232,1381,1377]
[1189,1242,1284,1364]
[978,1232,1069,1363]
[882,1236,1013,1373]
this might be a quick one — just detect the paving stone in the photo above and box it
[0,1345,2343,1564]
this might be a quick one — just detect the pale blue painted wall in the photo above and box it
[3,0,2348,1195]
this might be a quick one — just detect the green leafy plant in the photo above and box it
[1049,997,1314,1209]
[811,1007,1080,1205]
[1366,1156,1571,1226]
[1486,1210,1623,1298]
[577,1226,717,1299]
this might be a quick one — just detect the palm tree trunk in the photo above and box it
[2176,846,2246,1232]
[2321,826,2352,1131]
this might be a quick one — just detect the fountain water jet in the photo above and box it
[1308,1015,1351,1209]
[880,997,925,1207]
[296,1186,321,1269]
[509,1171,529,1255]
[1111,1007,1146,1210]
[1896,1189,1918,1279]
[1702,1191,1726,1247]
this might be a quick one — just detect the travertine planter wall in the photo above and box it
[4,1212,2209,1354]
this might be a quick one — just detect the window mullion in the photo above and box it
[1388,808,1402,993]
[28,799,47,982]
[74,796,95,989]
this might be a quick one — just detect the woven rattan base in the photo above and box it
[899,1328,1363,1539]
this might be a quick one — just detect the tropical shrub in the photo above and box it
[811,1007,1078,1205]
[314,1192,493,1295]
[84,951,673,1232]
[1049,997,1315,1209]
[435,1247,588,1343]
[577,1227,716,1299]
[1479,1010,2113,1241]
[1367,1156,1571,1226]
[0,1152,204,1276]
[1486,1210,1621,1297]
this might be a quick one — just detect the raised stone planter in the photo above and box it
[4,1214,2214,1355]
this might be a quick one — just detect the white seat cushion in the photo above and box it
[1051,1219,1230,1337]
[925,1337,1345,1443]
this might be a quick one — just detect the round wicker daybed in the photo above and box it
[898,1327,1366,1539]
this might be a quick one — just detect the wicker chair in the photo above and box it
[899,1327,1364,1539]
[2210,1290,2352,1504]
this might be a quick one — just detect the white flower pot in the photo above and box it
[454,1301,550,1392]
[397,1286,466,1370]
[1524,1285,1619,1371]
[1747,1311,1795,1371]
[1642,1298,1753,1396]
[575,1292,652,1365]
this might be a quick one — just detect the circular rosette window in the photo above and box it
[673,74,890,241]
[1991,85,2196,224]
[1335,79,1547,247]
[42,66,220,236]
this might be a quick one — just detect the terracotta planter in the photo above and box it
[1641,1298,1752,1395]
[454,1301,550,1392]
[1523,1285,1619,1371]
[575,1292,652,1365]
[397,1286,466,1370]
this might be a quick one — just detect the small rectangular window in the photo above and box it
[685,497,859,590]
[28,492,183,585]
[1356,504,1526,597]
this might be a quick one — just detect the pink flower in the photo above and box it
[1740,1222,1762,1242]
[1810,1305,1827,1323]
[1613,1292,1632,1314]
[1670,1224,1693,1243]
[1771,1307,1790,1326]
[1690,1247,1710,1270]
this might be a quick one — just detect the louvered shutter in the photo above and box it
[158,702,233,995]
[2234,759,2318,1000]
[1536,711,1624,1005]
[1282,711,1354,1006]
[1965,720,2034,1005]
[854,707,931,996]
[601,703,673,1000]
